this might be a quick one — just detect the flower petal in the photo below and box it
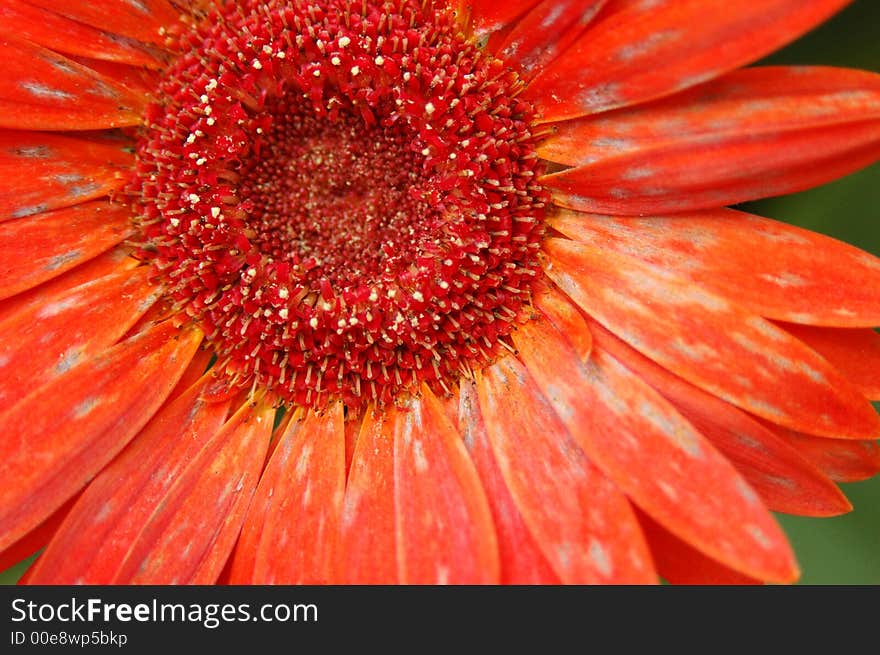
[543,238,880,438]
[229,403,345,584]
[548,209,880,328]
[0,247,134,324]
[0,267,159,407]
[589,319,851,517]
[0,0,163,68]
[0,133,134,221]
[543,121,880,215]
[394,385,499,584]
[512,318,799,582]
[68,56,163,96]
[539,67,880,167]
[476,357,656,583]
[23,0,181,47]
[780,324,880,399]
[25,375,231,584]
[0,495,77,574]
[338,405,398,583]
[0,201,132,298]
[525,0,851,122]
[637,510,761,585]
[0,37,145,130]
[532,281,592,361]
[113,399,274,584]
[0,321,201,552]
[458,380,560,584]
[773,428,880,484]
[468,0,542,38]
[496,1,608,76]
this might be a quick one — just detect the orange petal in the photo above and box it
[0,37,145,130]
[337,405,398,584]
[23,0,181,47]
[496,1,608,77]
[26,374,231,584]
[589,319,851,517]
[229,403,345,584]
[544,120,880,215]
[0,267,159,408]
[477,357,656,583]
[112,399,274,584]
[540,67,880,166]
[526,0,851,122]
[637,510,762,585]
[458,380,560,584]
[512,318,799,582]
[0,0,163,68]
[0,200,131,299]
[0,247,135,324]
[548,209,880,328]
[532,281,592,361]
[0,133,134,221]
[0,321,201,552]
[394,385,499,584]
[543,238,880,438]
[780,324,880,399]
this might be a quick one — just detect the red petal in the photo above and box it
[526,0,851,122]
[338,405,398,584]
[532,281,592,361]
[468,0,542,37]
[0,1,163,68]
[637,510,761,585]
[113,400,274,584]
[0,37,145,130]
[163,345,214,405]
[780,324,880,399]
[0,133,134,221]
[229,403,345,584]
[548,209,880,328]
[68,57,163,96]
[477,357,656,583]
[0,202,132,299]
[0,495,77,573]
[496,1,608,76]
[544,120,880,215]
[589,320,851,517]
[394,385,499,584]
[24,0,181,47]
[458,380,560,584]
[543,238,880,438]
[773,427,880,483]
[26,375,231,584]
[0,267,159,408]
[512,318,799,582]
[0,247,134,324]
[0,321,200,552]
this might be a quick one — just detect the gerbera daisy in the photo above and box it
[1,0,879,585]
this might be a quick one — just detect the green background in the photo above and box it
[1,1,879,585]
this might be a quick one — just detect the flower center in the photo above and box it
[132,0,547,409]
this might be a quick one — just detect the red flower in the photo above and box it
[1,0,879,584]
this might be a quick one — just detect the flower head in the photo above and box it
[1,0,879,584]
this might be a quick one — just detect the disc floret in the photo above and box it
[132,0,547,408]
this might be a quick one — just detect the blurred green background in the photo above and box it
[1,1,878,585]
